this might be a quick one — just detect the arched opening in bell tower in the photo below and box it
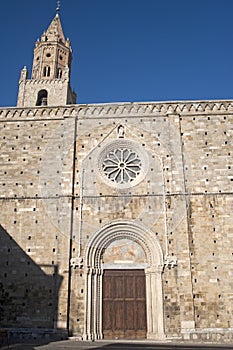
[57,68,62,78]
[43,66,51,77]
[36,89,48,106]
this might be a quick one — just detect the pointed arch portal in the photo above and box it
[83,221,165,340]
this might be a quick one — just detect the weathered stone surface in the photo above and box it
[0,102,232,342]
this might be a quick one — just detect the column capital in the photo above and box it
[145,265,163,275]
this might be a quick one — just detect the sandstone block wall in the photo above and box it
[0,101,232,341]
[0,109,74,330]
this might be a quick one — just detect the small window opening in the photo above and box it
[43,66,50,77]
[36,89,48,106]
[57,68,62,78]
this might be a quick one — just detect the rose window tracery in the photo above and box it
[102,148,142,185]
[98,140,148,189]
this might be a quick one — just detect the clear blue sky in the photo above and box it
[1,0,233,107]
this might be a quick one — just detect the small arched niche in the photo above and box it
[36,89,48,106]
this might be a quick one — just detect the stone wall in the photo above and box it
[0,100,232,342]
[0,112,74,332]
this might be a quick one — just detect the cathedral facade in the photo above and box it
[0,12,233,343]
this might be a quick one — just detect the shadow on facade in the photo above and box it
[0,224,63,345]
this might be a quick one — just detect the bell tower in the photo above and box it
[17,5,76,107]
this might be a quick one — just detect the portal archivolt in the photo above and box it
[83,220,165,340]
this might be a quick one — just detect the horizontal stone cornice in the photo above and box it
[19,78,69,85]
[1,99,233,120]
[0,106,72,120]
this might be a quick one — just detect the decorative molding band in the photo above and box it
[1,100,233,120]
[19,78,69,85]
[0,107,72,119]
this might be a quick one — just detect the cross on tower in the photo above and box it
[56,0,61,14]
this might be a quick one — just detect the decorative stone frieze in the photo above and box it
[1,99,233,120]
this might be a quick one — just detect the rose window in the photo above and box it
[102,148,142,185]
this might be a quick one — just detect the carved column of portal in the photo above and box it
[145,266,165,340]
[83,268,92,340]
[83,267,103,341]
[93,270,97,339]
[98,268,103,340]
[93,268,103,340]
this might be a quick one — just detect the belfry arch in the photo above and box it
[83,220,165,340]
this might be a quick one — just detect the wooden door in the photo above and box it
[103,269,147,339]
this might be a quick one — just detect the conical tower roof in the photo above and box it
[43,13,66,43]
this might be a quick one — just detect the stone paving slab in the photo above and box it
[1,340,233,350]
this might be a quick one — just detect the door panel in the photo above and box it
[103,301,112,330]
[137,301,147,329]
[115,301,124,330]
[125,276,135,298]
[103,269,147,339]
[104,276,112,298]
[125,300,135,329]
[136,275,145,298]
[114,276,124,298]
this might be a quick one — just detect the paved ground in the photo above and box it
[1,340,233,350]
